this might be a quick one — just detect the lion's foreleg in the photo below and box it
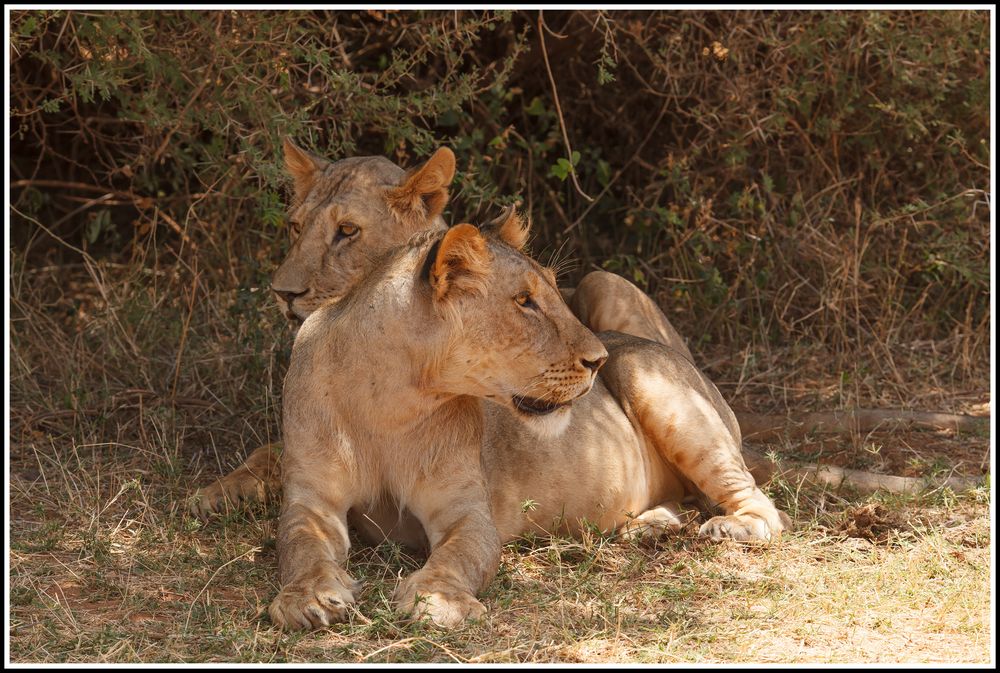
[267,468,360,630]
[392,472,501,629]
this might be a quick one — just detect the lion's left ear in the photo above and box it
[482,205,530,251]
[387,147,456,225]
[426,223,490,301]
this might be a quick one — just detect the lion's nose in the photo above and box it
[580,354,608,374]
[273,287,307,305]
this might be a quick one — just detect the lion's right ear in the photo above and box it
[387,147,456,225]
[283,138,329,205]
[426,223,490,302]
[482,205,531,251]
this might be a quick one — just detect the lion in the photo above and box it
[269,213,788,630]
[191,142,982,523]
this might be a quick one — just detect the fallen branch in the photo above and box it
[743,451,984,495]
[737,408,988,442]
[736,408,989,494]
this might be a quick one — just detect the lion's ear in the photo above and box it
[283,138,329,205]
[427,223,490,301]
[483,205,530,251]
[387,147,456,225]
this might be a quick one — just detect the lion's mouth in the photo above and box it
[512,394,570,416]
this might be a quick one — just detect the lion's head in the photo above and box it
[271,139,455,320]
[421,211,608,418]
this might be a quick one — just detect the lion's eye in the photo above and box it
[514,291,538,310]
[338,223,359,238]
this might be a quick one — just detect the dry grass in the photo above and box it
[7,251,992,664]
[8,445,992,663]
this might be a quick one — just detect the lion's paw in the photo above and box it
[188,473,266,519]
[268,567,362,630]
[393,573,486,629]
[619,503,696,542]
[699,514,775,542]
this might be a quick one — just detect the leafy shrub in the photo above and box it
[9,9,990,358]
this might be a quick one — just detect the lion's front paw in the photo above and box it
[393,572,486,629]
[699,514,777,542]
[268,567,362,630]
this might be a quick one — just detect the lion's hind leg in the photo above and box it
[189,443,283,518]
[600,335,790,543]
[698,493,793,542]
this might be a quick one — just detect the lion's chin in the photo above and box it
[517,405,572,439]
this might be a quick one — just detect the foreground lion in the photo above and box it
[191,142,982,520]
[271,213,787,630]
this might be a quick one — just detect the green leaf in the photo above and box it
[85,210,111,244]
[19,16,38,37]
[437,109,460,127]
[525,96,546,116]
[596,159,611,186]
[549,157,573,181]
